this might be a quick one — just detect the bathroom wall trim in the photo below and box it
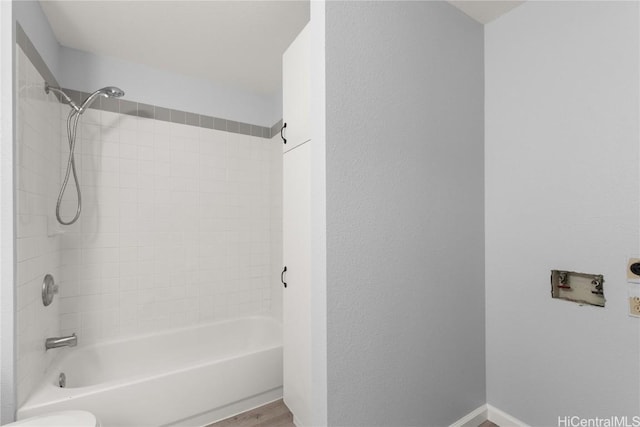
[486,405,529,427]
[448,405,487,427]
[449,404,529,427]
[16,22,282,139]
[1,2,15,424]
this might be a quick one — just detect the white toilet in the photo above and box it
[5,411,99,427]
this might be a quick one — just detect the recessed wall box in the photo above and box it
[551,270,605,307]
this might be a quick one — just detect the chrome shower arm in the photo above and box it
[44,83,80,112]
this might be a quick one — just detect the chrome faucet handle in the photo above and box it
[42,274,59,307]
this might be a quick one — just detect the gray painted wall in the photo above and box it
[325,2,485,425]
[485,2,640,424]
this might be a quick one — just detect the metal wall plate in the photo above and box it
[42,274,58,307]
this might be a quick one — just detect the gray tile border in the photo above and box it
[271,119,284,140]
[227,121,239,133]
[17,22,280,139]
[170,109,185,124]
[251,125,262,137]
[137,103,155,119]
[155,107,171,122]
[201,116,214,129]
[100,97,120,113]
[186,112,200,126]
[119,100,138,116]
[238,122,251,136]
[214,118,227,131]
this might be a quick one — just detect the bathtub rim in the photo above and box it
[20,315,283,409]
[66,314,282,352]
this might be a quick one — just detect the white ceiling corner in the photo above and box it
[447,1,525,24]
[39,1,310,96]
[39,0,523,98]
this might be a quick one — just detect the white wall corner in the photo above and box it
[309,1,328,427]
[449,404,530,427]
[487,404,530,427]
[0,0,15,423]
[449,405,487,427]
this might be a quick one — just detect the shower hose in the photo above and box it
[56,108,83,225]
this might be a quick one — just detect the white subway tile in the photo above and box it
[118,114,138,132]
[60,312,80,330]
[101,111,121,129]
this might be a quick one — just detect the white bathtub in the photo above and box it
[18,316,283,427]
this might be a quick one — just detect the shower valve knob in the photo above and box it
[42,274,58,307]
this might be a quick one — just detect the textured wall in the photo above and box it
[325,2,485,425]
[485,1,640,424]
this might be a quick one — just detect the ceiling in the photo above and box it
[40,1,523,97]
[447,1,525,24]
[40,1,310,96]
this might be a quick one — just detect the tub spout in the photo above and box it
[45,333,77,350]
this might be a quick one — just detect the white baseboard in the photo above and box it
[449,404,488,427]
[487,404,530,427]
[449,404,529,427]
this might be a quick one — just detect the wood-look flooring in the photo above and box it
[208,400,500,427]
[207,399,295,427]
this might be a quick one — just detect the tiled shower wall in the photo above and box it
[15,39,283,403]
[269,135,283,322]
[56,106,282,343]
[15,46,63,405]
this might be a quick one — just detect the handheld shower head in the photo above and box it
[78,86,125,114]
[54,84,125,225]
[44,83,125,115]
[101,86,125,98]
